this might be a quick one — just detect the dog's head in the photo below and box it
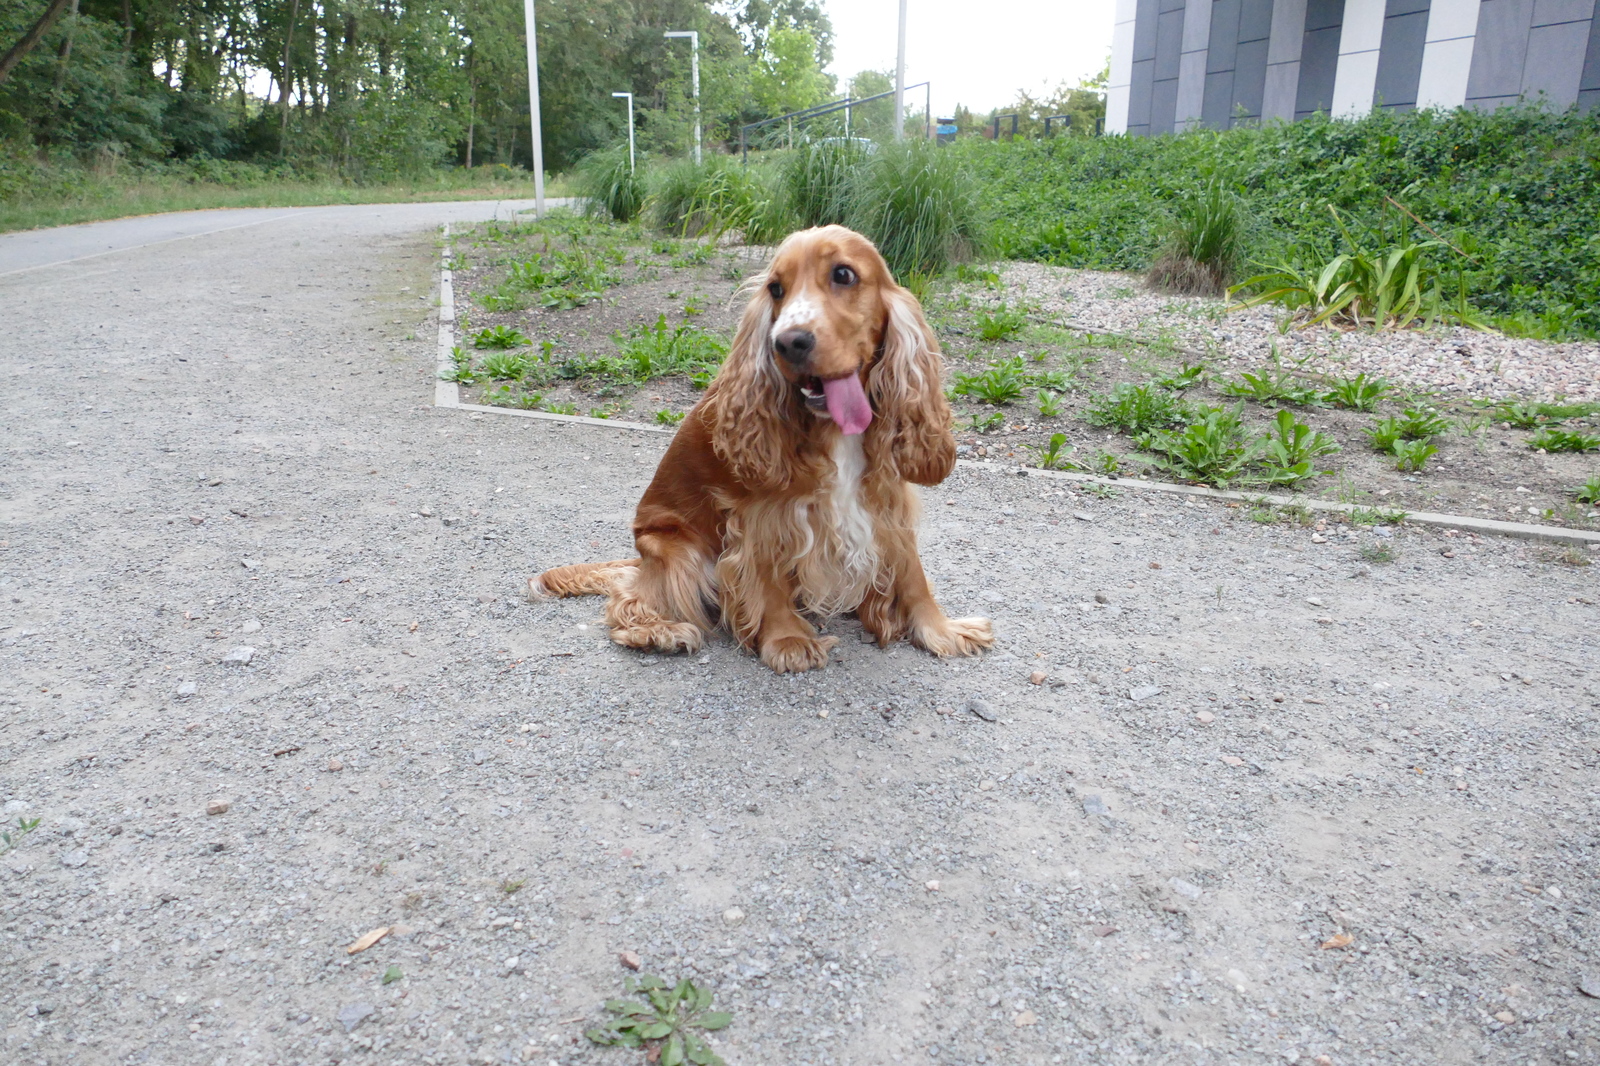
[710,225,953,489]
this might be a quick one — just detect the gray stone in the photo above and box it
[222,646,255,666]
[472,748,491,765]
[1082,795,1110,817]
[60,850,88,868]
[965,699,997,723]
[1129,684,1161,701]
[1072,512,1095,522]
[1580,974,1600,999]
[240,618,262,633]
[337,1002,376,1033]
[1169,877,1203,900]
[175,681,197,699]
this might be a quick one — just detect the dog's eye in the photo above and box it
[767,280,783,300]
[831,265,857,287]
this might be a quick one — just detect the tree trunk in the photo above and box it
[120,0,131,53]
[52,0,79,93]
[279,0,300,157]
[0,0,75,90]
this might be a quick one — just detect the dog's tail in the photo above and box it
[526,559,641,601]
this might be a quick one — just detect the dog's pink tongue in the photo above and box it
[822,374,873,435]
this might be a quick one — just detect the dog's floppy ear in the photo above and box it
[707,276,801,490]
[869,283,956,485]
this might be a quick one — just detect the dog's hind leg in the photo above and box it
[604,533,715,654]
[528,559,642,600]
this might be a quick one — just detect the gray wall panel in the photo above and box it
[1241,0,1278,39]
[1583,0,1600,101]
[1531,0,1592,23]
[1234,36,1273,115]
[1297,0,1347,116]
[1374,3,1431,107]
[1156,8,1188,78]
[1466,0,1534,101]
[1209,0,1245,70]
[1523,23,1590,104]
[1134,0,1162,59]
[1128,58,1157,133]
[1150,75,1183,133]
[1203,70,1239,124]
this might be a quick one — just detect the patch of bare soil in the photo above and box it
[450,219,1599,530]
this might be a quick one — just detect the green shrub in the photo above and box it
[971,105,1600,338]
[479,351,532,380]
[648,155,759,238]
[1137,405,1261,487]
[1216,368,1322,405]
[1084,382,1192,434]
[781,139,869,229]
[1489,399,1600,427]
[472,325,531,349]
[846,138,986,280]
[1259,409,1340,486]
[575,146,646,223]
[1146,176,1245,296]
[951,360,1026,405]
[1324,372,1391,411]
[1575,475,1600,505]
[1391,438,1438,471]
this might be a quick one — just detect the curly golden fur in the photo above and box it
[531,225,993,673]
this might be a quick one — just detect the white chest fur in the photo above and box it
[794,435,880,616]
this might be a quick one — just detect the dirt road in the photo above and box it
[1,202,1597,1066]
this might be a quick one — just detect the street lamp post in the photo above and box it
[522,0,545,217]
[894,0,907,140]
[612,92,634,172]
[663,30,700,164]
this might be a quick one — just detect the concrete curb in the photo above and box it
[430,226,1598,550]
[956,462,1600,547]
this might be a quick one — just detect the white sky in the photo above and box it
[822,0,1116,118]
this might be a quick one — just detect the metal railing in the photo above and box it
[740,82,931,162]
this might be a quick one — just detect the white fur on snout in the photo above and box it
[770,291,823,347]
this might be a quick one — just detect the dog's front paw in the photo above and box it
[611,621,704,654]
[914,616,994,658]
[760,633,839,673]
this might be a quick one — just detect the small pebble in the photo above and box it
[327,758,344,772]
[978,780,996,792]
[925,880,940,892]
[1195,710,1216,724]
[619,951,642,971]
[1028,670,1046,685]
[722,907,745,926]
[206,799,230,816]
[1494,1010,1515,1024]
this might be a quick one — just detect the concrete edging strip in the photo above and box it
[430,228,1597,549]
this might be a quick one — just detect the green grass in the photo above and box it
[1486,399,1600,427]
[975,303,1028,341]
[1575,475,1600,506]
[1216,368,1322,405]
[1146,176,1246,296]
[472,325,532,349]
[575,146,645,223]
[0,164,567,234]
[613,314,728,381]
[648,156,760,238]
[1083,382,1193,434]
[1324,372,1391,411]
[1528,427,1600,453]
[780,139,869,229]
[845,138,986,280]
[952,361,1025,405]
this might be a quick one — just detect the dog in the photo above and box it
[529,225,993,673]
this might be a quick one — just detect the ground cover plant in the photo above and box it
[966,104,1600,338]
[448,210,1599,531]
[586,975,731,1065]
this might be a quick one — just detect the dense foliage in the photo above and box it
[0,0,836,183]
[967,105,1600,337]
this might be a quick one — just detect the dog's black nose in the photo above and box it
[773,329,815,365]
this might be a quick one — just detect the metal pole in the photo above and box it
[522,0,544,217]
[612,92,634,172]
[925,81,931,139]
[664,31,700,164]
[894,0,907,140]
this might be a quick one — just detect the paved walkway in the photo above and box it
[0,203,1595,1066]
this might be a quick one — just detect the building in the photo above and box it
[1106,0,1600,136]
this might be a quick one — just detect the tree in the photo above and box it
[749,23,829,117]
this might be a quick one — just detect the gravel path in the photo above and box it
[2,205,1598,1066]
[1004,262,1600,403]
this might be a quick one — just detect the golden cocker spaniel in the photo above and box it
[530,225,994,673]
